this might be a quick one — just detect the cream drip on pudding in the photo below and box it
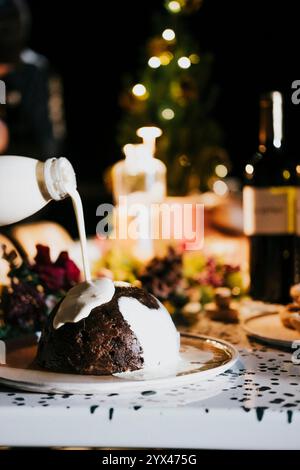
[53,278,115,329]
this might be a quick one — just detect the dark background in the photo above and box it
[25,0,299,233]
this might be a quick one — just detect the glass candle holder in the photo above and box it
[112,141,166,261]
[112,143,166,205]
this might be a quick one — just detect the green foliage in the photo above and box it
[226,271,246,294]
[183,251,206,278]
[95,247,142,283]
[93,246,246,311]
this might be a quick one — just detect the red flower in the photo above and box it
[33,245,81,292]
[34,244,51,265]
[55,251,81,286]
[35,265,65,290]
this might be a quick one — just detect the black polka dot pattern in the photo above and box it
[1,323,300,427]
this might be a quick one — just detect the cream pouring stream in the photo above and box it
[68,189,91,282]
[46,157,91,282]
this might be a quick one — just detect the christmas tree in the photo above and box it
[118,0,230,195]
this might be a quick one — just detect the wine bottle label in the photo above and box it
[243,186,297,235]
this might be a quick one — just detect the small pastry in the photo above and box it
[280,283,300,332]
[205,287,239,323]
[181,301,202,325]
[290,284,300,304]
[289,314,300,333]
[215,287,231,309]
[280,303,300,331]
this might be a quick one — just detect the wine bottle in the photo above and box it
[243,91,299,304]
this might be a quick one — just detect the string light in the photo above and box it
[148,56,161,68]
[132,84,148,100]
[282,169,291,180]
[245,164,254,175]
[232,286,241,296]
[296,165,300,175]
[189,53,200,64]
[161,108,175,120]
[167,1,181,13]
[162,28,175,41]
[179,155,190,167]
[215,164,228,178]
[213,180,228,196]
[159,52,173,65]
[258,144,266,153]
[178,56,191,69]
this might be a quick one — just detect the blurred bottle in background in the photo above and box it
[243,91,300,304]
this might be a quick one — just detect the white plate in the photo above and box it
[243,311,300,348]
[0,333,238,394]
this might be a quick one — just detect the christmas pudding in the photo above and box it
[36,278,180,375]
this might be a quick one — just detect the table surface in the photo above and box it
[0,309,300,450]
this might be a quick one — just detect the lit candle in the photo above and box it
[136,126,162,156]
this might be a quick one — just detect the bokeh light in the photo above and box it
[178,56,191,69]
[161,108,175,120]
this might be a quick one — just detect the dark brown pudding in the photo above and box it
[36,285,159,375]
